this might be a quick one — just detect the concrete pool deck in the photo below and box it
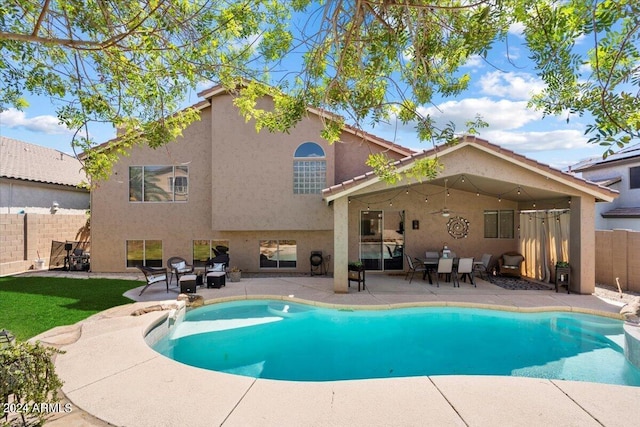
[25,272,640,426]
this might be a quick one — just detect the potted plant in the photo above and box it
[228,266,241,282]
[348,261,364,271]
[348,261,365,291]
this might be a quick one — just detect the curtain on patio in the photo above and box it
[519,211,570,282]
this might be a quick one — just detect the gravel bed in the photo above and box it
[594,284,640,306]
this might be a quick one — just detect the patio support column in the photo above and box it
[333,197,349,293]
[570,196,596,294]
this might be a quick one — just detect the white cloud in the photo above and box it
[0,109,73,135]
[478,70,545,100]
[480,129,588,152]
[463,54,484,68]
[417,97,542,131]
[508,22,525,36]
[366,96,595,168]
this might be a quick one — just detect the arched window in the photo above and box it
[293,142,326,194]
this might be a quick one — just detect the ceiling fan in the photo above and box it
[429,178,454,217]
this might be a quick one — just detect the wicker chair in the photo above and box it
[497,252,525,277]
[167,256,194,285]
[136,265,169,296]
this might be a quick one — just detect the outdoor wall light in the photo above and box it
[51,201,59,213]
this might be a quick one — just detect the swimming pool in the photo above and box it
[150,299,640,386]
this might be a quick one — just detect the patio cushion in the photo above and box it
[148,273,167,284]
[209,262,225,272]
[503,254,523,267]
[172,260,186,270]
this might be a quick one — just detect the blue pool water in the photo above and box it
[151,300,640,386]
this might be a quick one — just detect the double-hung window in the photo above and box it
[484,210,514,239]
[129,165,189,202]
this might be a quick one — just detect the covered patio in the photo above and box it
[324,137,618,294]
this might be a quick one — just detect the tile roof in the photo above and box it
[601,207,640,218]
[0,136,87,186]
[322,135,618,201]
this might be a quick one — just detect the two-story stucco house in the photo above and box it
[90,85,413,275]
[90,85,618,294]
[571,143,640,231]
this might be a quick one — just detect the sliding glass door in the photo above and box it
[359,210,404,271]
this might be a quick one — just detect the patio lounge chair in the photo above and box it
[498,252,525,277]
[167,256,194,285]
[137,265,169,296]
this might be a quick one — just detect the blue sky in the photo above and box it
[0,21,611,170]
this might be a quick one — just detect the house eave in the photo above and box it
[323,137,619,203]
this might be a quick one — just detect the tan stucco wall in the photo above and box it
[334,135,407,184]
[90,106,214,272]
[90,93,401,273]
[209,94,334,231]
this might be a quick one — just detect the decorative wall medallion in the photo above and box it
[447,216,470,239]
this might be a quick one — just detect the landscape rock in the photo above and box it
[620,296,640,324]
[131,302,178,316]
[177,293,204,307]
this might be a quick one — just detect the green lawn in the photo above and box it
[0,276,141,341]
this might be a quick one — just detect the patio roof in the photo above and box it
[322,136,619,204]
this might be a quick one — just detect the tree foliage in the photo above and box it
[522,0,640,157]
[1,1,638,182]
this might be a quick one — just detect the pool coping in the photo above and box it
[31,274,640,426]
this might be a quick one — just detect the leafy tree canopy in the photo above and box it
[1,0,638,183]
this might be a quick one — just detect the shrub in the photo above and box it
[1,341,64,426]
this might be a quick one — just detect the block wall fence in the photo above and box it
[0,213,89,276]
[595,229,640,293]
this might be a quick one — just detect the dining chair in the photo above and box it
[405,254,427,283]
[434,257,454,287]
[455,257,475,287]
[473,253,492,279]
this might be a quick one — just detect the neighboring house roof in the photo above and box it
[601,207,640,218]
[197,84,415,158]
[0,136,86,187]
[572,142,640,172]
[322,136,618,202]
[592,176,622,187]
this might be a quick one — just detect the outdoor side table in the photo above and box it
[555,266,570,293]
[179,274,198,293]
